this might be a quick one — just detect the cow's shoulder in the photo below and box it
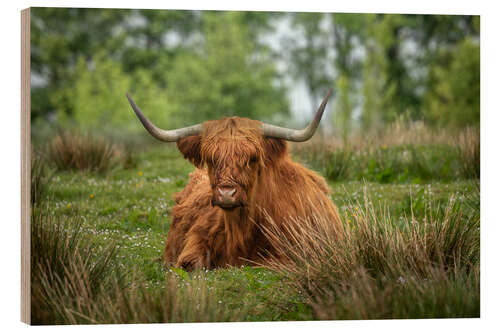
[173,168,211,204]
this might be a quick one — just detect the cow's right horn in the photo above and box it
[126,93,202,142]
[262,89,332,142]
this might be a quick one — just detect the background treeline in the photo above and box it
[31,8,479,136]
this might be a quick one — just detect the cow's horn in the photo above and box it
[126,93,202,142]
[262,89,332,142]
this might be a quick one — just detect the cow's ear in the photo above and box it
[177,135,203,167]
[263,138,287,164]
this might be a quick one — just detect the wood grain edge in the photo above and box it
[21,7,31,325]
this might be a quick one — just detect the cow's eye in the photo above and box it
[250,156,258,164]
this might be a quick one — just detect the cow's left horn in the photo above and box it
[262,89,332,142]
[126,93,202,142]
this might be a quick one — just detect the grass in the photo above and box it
[31,204,119,324]
[292,125,479,183]
[262,184,479,319]
[31,202,248,324]
[30,125,480,324]
[458,127,480,179]
[293,143,473,183]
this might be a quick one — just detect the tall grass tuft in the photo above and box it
[47,131,136,173]
[79,272,243,324]
[31,204,243,324]
[31,149,51,206]
[31,205,119,324]
[458,127,480,179]
[262,186,480,319]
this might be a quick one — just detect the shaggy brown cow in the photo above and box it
[126,90,341,269]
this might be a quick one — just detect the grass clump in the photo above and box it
[47,131,136,173]
[458,127,480,179]
[31,205,119,324]
[31,150,51,206]
[262,184,480,319]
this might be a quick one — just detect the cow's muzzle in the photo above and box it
[212,186,242,210]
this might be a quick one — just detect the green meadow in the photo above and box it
[30,128,479,324]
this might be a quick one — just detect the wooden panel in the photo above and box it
[21,7,31,325]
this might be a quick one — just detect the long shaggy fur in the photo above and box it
[164,117,341,269]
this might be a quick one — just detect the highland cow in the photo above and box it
[127,90,341,270]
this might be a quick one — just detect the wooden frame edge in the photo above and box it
[21,7,31,325]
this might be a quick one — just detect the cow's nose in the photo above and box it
[217,187,236,200]
[216,186,237,206]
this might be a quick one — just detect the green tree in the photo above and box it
[330,13,367,134]
[31,9,480,133]
[164,12,288,126]
[365,14,479,126]
[331,13,366,79]
[287,13,333,111]
[361,28,384,131]
[369,14,420,121]
[120,9,201,84]
[30,8,201,122]
[57,54,171,133]
[334,75,355,138]
[30,8,130,121]
[423,37,480,127]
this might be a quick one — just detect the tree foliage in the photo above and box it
[164,12,288,126]
[31,9,479,133]
[287,13,333,110]
[31,8,130,120]
[423,38,480,127]
[60,55,170,133]
[43,11,288,132]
